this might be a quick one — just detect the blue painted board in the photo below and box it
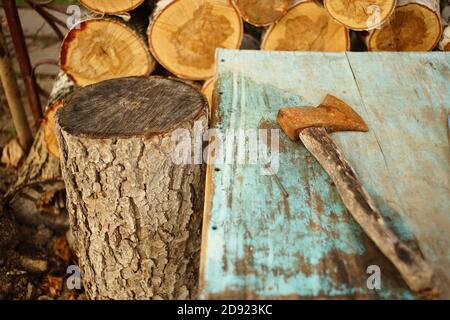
[200,50,450,299]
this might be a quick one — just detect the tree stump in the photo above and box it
[55,76,208,300]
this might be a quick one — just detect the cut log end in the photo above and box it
[233,0,291,26]
[60,19,154,87]
[58,76,207,139]
[202,78,216,118]
[148,0,243,80]
[367,2,442,51]
[262,1,349,52]
[43,100,63,159]
[80,0,145,14]
[325,0,396,30]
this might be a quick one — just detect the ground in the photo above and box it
[0,96,82,300]
[0,6,83,300]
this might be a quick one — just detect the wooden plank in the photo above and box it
[342,52,450,295]
[200,50,449,299]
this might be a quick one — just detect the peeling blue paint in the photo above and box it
[201,50,450,299]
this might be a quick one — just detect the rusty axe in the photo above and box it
[277,94,437,296]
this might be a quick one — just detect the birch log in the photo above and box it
[148,0,243,80]
[366,0,442,51]
[55,76,208,300]
[261,0,349,51]
[240,33,260,50]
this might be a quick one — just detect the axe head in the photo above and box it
[277,95,369,141]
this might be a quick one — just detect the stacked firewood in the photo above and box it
[58,0,445,104]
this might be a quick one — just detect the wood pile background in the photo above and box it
[9,0,448,234]
[56,0,446,109]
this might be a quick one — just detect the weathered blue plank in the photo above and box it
[200,50,450,299]
[342,53,450,287]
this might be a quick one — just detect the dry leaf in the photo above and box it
[41,275,63,298]
[52,236,72,264]
[1,138,25,168]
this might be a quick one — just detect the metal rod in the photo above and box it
[0,25,33,151]
[3,0,43,127]
[265,164,289,198]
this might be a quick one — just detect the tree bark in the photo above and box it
[6,72,74,232]
[55,76,208,300]
[240,33,260,50]
[366,0,442,51]
[201,78,216,125]
[8,72,73,197]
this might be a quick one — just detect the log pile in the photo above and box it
[59,0,445,111]
[61,0,444,84]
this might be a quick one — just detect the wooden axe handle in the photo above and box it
[299,127,437,296]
